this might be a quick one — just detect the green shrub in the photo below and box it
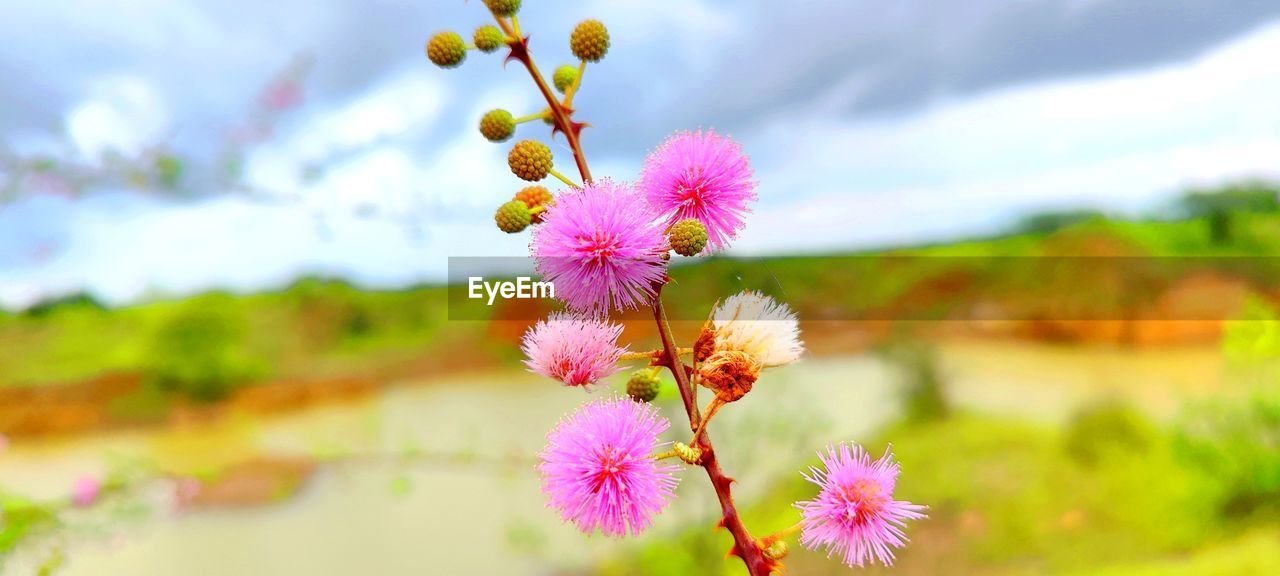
[878,338,950,423]
[145,296,266,402]
[1174,394,1280,518]
[1064,400,1156,465]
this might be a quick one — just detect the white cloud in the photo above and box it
[732,20,1280,254]
[66,76,170,160]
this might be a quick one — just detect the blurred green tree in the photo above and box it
[145,295,266,401]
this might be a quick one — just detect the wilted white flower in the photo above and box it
[706,290,803,367]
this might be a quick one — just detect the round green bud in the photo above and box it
[552,65,578,93]
[763,540,789,560]
[479,109,515,142]
[473,25,506,53]
[668,218,708,256]
[426,31,467,68]
[484,0,521,17]
[626,369,661,403]
[494,200,532,233]
[569,20,610,62]
[673,442,703,465]
[507,140,553,181]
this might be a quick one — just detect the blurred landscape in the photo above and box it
[4,1,1280,574]
[3,182,1280,574]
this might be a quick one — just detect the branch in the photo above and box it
[492,17,593,184]
[651,284,773,576]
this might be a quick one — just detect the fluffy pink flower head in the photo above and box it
[795,443,927,567]
[538,396,679,537]
[72,475,102,508]
[521,312,627,387]
[640,129,757,251]
[531,179,668,314]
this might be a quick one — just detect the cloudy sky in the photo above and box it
[2,0,1279,308]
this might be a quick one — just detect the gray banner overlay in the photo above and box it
[447,256,1280,321]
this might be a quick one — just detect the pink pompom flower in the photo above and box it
[531,179,668,314]
[795,443,927,567]
[538,396,679,537]
[71,475,102,508]
[522,312,627,387]
[639,129,757,251]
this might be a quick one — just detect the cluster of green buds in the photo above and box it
[424,0,611,235]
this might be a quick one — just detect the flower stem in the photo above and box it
[619,348,691,362]
[563,60,587,108]
[548,168,579,189]
[491,16,593,183]
[759,522,803,548]
[513,111,548,124]
[651,449,679,461]
[652,286,772,576]
[690,395,727,446]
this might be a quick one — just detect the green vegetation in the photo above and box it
[0,278,501,401]
[145,294,267,401]
[605,409,1277,575]
[878,338,950,423]
[4,181,1279,392]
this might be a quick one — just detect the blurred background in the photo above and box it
[2,0,1280,574]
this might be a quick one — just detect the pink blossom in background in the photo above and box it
[260,81,303,112]
[538,396,679,537]
[531,179,668,314]
[794,443,927,567]
[72,475,102,508]
[0,433,9,452]
[521,312,627,387]
[639,130,757,251]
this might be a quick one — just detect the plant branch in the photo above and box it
[651,284,772,576]
[492,15,594,184]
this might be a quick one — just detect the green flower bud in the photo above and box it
[626,368,661,403]
[515,185,553,223]
[507,140,553,181]
[473,25,506,53]
[763,540,789,560]
[673,442,703,465]
[553,65,578,93]
[668,218,708,256]
[494,200,532,233]
[484,0,521,17]
[479,109,515,142]
[569,20,610,62]
[426,31,467,68]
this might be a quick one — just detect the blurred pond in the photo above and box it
[0,341,1221,575]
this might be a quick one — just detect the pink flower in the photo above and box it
[531,179,668,314]
[522,312,627,387]
[0,433,9,452]
[72,475,102,508]
[538,396,679,537]
[639,130,757,251]
[795,444,927,567]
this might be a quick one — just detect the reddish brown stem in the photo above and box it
[652,285,772,576]
[492,17,593,183]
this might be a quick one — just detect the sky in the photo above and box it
[1,0,1279,308]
